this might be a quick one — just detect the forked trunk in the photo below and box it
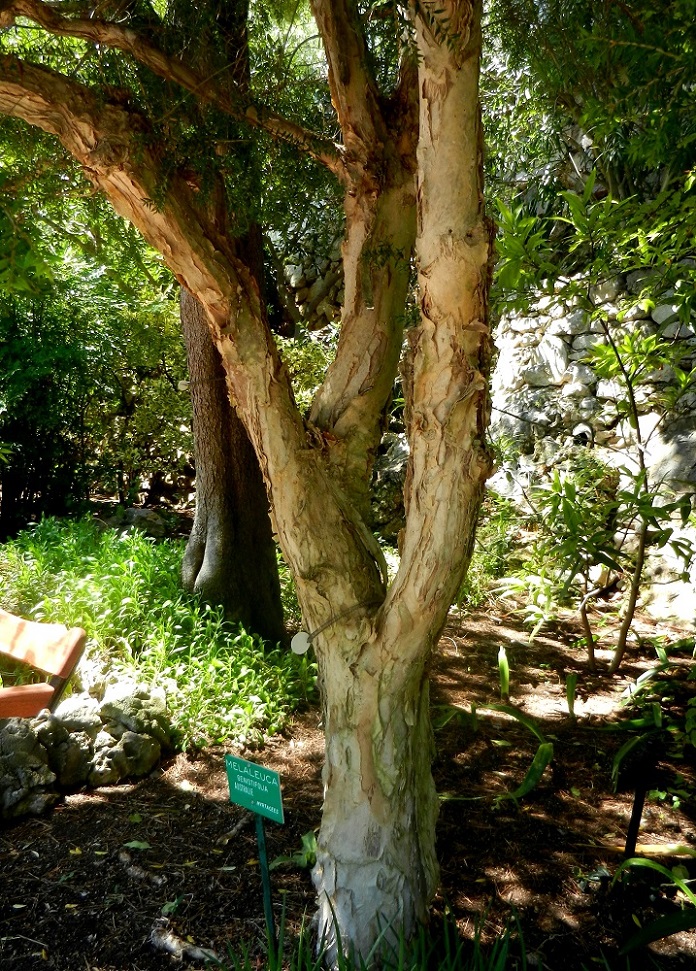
[311,1,493,958]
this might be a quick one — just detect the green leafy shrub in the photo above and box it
[458,496,520,609]
[0,517,316,747]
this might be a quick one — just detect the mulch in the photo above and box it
[1,611,695,970]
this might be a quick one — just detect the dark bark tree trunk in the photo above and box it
[180,289,285,644]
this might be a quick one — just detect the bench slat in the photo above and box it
[0,683,56,718]
[0,609,87,717]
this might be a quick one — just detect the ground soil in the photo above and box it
[1,609,695,971]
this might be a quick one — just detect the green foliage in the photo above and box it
[497,454,621,633]
[458,496,519,609]
[614,642,696,793]
[493,168,696,668]
[277,328,337,413]
[499,455,694,659]
[436,701,552,809]
[0,168,192,531]
[613,858,696,953]
[213,908,528,971]
[269,830,317,871]
[489,0,696,199]
[492,199,556,305]
[0,517,316,746]
[497,646,509,701]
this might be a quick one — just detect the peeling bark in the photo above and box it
[0,2,494,958]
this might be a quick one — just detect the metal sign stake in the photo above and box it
[255,812,277,959]
[225,754,284,964]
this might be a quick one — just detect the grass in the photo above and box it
[0,516,316,747]
[213,909,529,971]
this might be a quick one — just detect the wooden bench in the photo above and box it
[0,609,87,719]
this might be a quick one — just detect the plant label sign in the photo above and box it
[225,754,284,824]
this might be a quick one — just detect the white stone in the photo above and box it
[652,303,679,325]
[590,278,623,304]
[618,301,650,322]
[662,320,693,339]
[509,315,541,333]
[553,308,588,336]
[307,277,326,303]
[596,378,624,400]
[528,334,570,384]
[626,269,655,294]
[521,364,557,388]
[646,365,675,385]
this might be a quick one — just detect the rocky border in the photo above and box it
[0,683,173,821]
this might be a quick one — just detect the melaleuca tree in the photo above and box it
[0,1,494,957]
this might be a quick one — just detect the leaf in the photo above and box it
[495,742,555,806]
[621,909,696,954]
[128,812,143,823]
[487,703,547,743]
[68,847,82,855]
[122,840,151,851]
[613,858,696,908]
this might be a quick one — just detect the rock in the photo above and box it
[100,687,172,749]
[370,434,409,541]
[561,363,596,395]
[0,685,174,821]
[595,378,624,400]
[487,270,696,627]
[531,334,570,383]
[120,730,161,776]
[0,719,58,817]
[572,333,601,353]
[662,320,694,340]
[508,315,541,334]
[122,508,166,537]
[590,278,623,304]
[52,696,102,736]
[651,303,680,325]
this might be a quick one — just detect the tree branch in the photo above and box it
[310,0,387,168]
[0,0,346,179]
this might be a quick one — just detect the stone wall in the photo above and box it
[488,272,696,623]
[283,240,343,331]
[0,683,173,821]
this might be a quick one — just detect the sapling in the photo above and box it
[566,673,578,721]
[498,646,510,701]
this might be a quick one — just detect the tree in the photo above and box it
[488,0,696,200]
[180,289,285,642]
[0,128,193,534]
[0,0,493,956]
[172,0,286,643]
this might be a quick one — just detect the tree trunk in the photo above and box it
[309,1,493,958]
[180,289,285,644]
[0,3,493,956]
[311,616,439,960]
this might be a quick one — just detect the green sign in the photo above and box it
[225,754,284,824]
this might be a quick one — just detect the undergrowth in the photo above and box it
[457,496,520,609]
[214,909,528,971]
[0,516,316,747]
